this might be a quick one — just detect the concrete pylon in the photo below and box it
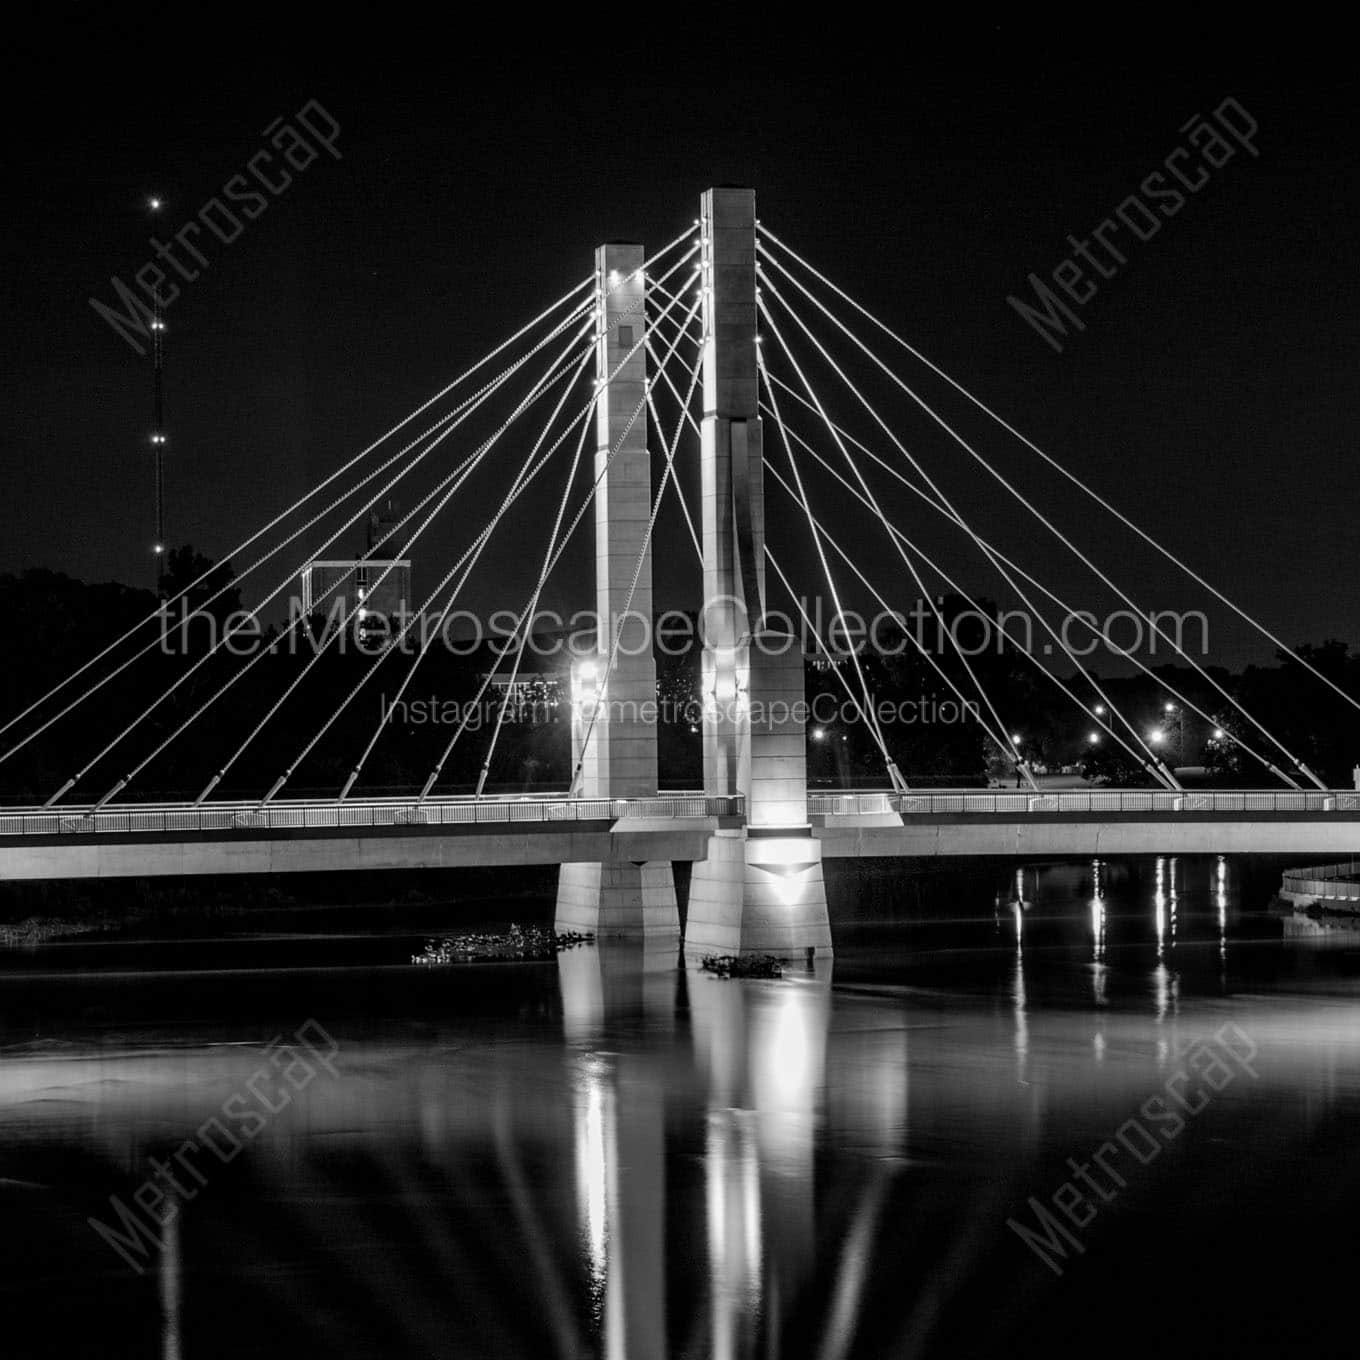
[685,188,831,962]
[555,242,678,940]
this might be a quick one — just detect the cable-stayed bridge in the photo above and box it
[4,187,1357,956]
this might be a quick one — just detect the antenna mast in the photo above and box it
[148,195,168,594]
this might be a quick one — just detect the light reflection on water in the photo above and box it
[1,855,1359,1358]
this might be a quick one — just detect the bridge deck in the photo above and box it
[0,789,1357,880]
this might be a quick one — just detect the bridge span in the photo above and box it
[1,788,1357,882]
[8,187,1360,955]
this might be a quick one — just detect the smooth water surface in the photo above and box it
[2,855,1358,1358]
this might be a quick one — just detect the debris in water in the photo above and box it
[700,953,782,979]
[412,923,594,965]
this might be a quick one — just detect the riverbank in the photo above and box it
[0,865,560,944]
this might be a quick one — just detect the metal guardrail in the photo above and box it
[1281,877,1360,901]
[808,789,1360,817]
[0,793,744,838]
[1281,859,1360,901]
[2,788,1356,840]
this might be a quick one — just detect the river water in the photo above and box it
[1,855,1357,1358]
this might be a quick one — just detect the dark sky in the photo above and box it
[4,13,1357,670]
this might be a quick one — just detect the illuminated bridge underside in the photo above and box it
[1,801,1358,880]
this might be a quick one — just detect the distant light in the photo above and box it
[153,544,164,555]
[1088,732,1100,744]
[1093,703,1106,716]
[148,196,162,211]
[812,727,825,741]
[1164,701,1176,713]
[1213,728,1225,740]
[1010,733,1021,745]
[1149,729,1164,744]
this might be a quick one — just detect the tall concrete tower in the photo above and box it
[555,242,679,942]
[685,187,832,960]
[578,242,659,799]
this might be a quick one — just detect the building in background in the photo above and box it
[296,498,411,631]
[298,558,411,619]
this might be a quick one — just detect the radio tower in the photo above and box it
[148,195,168,595]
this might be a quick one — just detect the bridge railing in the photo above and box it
[808,789,1360,817]
[0,793,744,838]
[3,788,1356,838]
[1281,859,1360,900]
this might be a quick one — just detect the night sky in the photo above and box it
[5,15,1357,670]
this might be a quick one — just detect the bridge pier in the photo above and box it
[556,860,679,939]
[687,186,831,961]
[554,240,679,942]
[685,625,831,960]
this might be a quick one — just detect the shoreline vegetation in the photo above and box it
[0,865,560,947]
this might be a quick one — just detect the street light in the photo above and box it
[1088,732,1101,744]
[1149,729,1165,745]
[1093,703,1106,716]
[1164,702,1176,714]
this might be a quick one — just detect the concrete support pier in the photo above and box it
[556,859,679,938]
[686,187,831,961]
[555,241,679,939]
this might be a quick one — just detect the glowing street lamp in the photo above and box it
[571,658,602,715]
[1149,729,1165,745]
[1088,732,1101,744]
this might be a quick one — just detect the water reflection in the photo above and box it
[1090,858,1106,965]
[5,856,1360,1357]
[561,944,672,1359]
[692,963,831,1358]
[159,1203,181,1360]
[1154,856,1167,959]
[556,945,841,1359]
[1012,951,1029,1080]
[1216,855,1228,966]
